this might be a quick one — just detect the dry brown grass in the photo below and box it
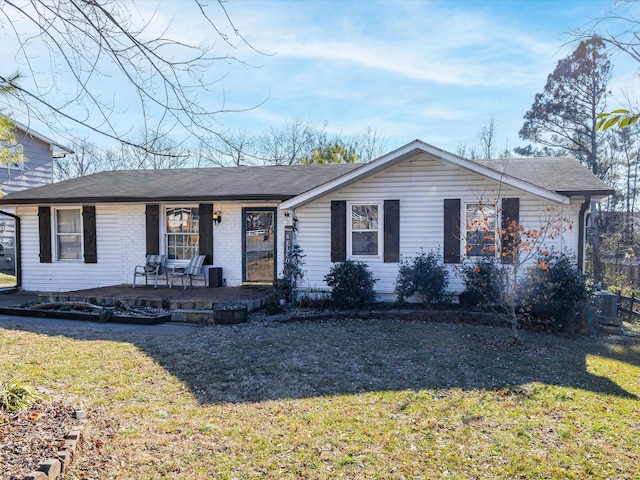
[1,316,639,479]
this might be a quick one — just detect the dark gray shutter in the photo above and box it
[82,205,97,263]
[384,200,400,263]
[443,199,461,264]
[501,198,520,265]
[145,204,160,256]
[199,203,213,265]
[331,200,346,262]
[38,206,52,263]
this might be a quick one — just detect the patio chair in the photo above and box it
[168,255,207,289]
[132,254,166,288]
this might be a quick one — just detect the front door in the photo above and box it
[243,208,276,284]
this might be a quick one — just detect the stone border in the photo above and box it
[23,410,87,480]
[268,308,510,327]
[0,306,170,325]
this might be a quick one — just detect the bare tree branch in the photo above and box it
[0,0,267,155]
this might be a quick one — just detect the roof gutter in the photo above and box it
[0,209,20,291]
[578,196,590,273]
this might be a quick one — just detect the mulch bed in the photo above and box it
[0,397,119,480]
[1,398,75,480]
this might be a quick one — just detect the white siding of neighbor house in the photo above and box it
[1,132,54,195]
[16,202,288,292]
[293,153,584,300]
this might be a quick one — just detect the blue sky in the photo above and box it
[2,0,640,156]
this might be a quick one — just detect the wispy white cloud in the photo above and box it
[229,1,561,88]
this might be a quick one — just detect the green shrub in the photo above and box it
[519,251,592,332]
[0,382,43,410]
[459,257,507,308]
[324,260,377,309]
[395,249,448,304]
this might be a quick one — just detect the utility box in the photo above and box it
[594,291,623,334]
[595,291,618,317]
[208,267,223,288]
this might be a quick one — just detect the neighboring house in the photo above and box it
[0,140,613,296]
[0,121,72,276]
[1,121,72,195]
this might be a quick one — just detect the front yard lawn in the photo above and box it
[1,317,638,479]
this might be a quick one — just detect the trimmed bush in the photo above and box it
[459,257,507,309]
[395,249,448,304]
[519,251,592,332]
[324,260,377,309]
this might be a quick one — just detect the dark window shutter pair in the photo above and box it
[330,200,400,263]
[146,203,213,264]
[38,206,97,263]
[443,198,520,264]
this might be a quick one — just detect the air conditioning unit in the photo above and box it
[594,291,618,317]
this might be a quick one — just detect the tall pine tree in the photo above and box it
[519,36,613,281]
[520,36,611,178]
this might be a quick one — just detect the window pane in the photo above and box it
[57,209,80,234]
[166,207,199,260]
[466,204,496,256]
[166,207,199,233]
[58,234,82,259]
[351,205,378,230]
[352,231,378,256]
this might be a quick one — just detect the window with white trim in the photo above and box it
[349,203,380,257]
[55,208,82,260]
[465,203,497,257]
[165,206,199,260]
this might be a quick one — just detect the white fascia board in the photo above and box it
[281,139,570,210]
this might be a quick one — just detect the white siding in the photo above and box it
[17,202,288,291]
[17,205,146,291]
[294,153,585,299]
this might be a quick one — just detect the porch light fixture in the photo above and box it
[213,211,222,225]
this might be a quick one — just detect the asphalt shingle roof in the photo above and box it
[473,157,614,196]
[0,163,362,204]
[0,153,614,206]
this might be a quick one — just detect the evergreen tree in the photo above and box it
[519,36,612,178]
[519,36,613,282]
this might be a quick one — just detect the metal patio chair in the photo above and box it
[168,254,207,289]
[132,254,166,288]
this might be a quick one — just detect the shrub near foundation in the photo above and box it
[395,249,448,304]
[520,251,592,332]
[324,260,377,309]
[459,258,507,309]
